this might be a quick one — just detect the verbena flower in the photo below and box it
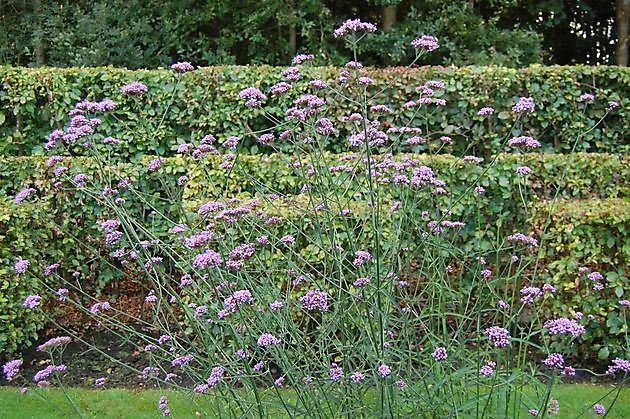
[23,295,41,309]
[257,333,281,347]
[3,359,23,380]
[477,107,495,116]
[329,363,344,381]
[350,371,365,383]
[171,354,194,367]
[14,258,30,274]
[432,347,448,362]
[578,93,595,103]
[239,87,266,107]
[378,364,391,377]
[606,358,630,375]
[333,19,377,38]
[484,326,511,347]
[353,250,372,267]
[14,187,36,204]
[479,361,496,377]
[508,136,541,148]
[543,318,586,337]
[593,404,606,415]
[411,35,439,51]
[37,336,71,351]
[300,289,329,312]
[543,353,564,369]
[171,61,194,73]
[512,96,535,113]
[292,53,314,64]
[120,81,148,95]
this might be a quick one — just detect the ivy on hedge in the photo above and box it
[0,65,627,159]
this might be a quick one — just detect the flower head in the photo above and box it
[411,35,440,51]
[239,87,266,107]
[120,81,147,95]
[333,19,377,38]
[171,61,194,73]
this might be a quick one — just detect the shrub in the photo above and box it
[0,65,627,158]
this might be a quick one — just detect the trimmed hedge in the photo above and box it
[530,199,629,363]
[0,65,627,159]
[1,152,628,355]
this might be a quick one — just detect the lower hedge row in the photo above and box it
[0,152,627,364]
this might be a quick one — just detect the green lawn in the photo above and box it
[0,384,627,418]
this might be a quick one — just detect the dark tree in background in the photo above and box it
[0,0,626,68]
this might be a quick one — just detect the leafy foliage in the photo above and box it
[0,65,627,158]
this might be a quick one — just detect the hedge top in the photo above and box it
[1,65,628,159]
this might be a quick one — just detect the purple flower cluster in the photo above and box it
[543,318,586,336]
[148,158,163,172]
[3,359,22,380]
[90,301,111,315]
[479,361,496,377]
[411,35,440,51]
[378,363,391,377]
[14,258,30,274]
[292,54,314,64]
[353,277,370,287]
[350,371,365,383]
[507,233,538,247]
[512,96,535,113]
[593,404,606,415]
[192,249,222,269]
[484,326,511,347]
[329,363,344,381]
[282,67,301,81]
[14,187,36,204]
[207,366,225,387]
[257,333,281,347]
[171,61,194,73]
[300,289,329,312]
[120,81,148,95]
[606,358,630,375]
[543,353,565,369]
[23,294,41,309]
[508,136,541,148]
[172,354,194,367]
[33,364,67,383]
[239,87,266,107]
[333,19,377,38]
[270,82,292,95]
[520,286,542,305]
[516,166,533,175]
[477,107,495,116]
[578,93,595,103]
[352,250,372,267]
[432,347,448,361]
[37,336,71,351]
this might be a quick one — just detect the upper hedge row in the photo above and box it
[0,65,627,159]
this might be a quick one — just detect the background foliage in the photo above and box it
[0,0,624,68]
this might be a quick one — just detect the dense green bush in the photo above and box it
[1,152,627,357]
[1,65,627,158]
[531,199,629,364]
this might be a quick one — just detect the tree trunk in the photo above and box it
[288,0,297,58]
[617,0,630,66]
[382,6,397,31]
[32,0,45,66]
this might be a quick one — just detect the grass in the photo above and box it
[0,384,628,418]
